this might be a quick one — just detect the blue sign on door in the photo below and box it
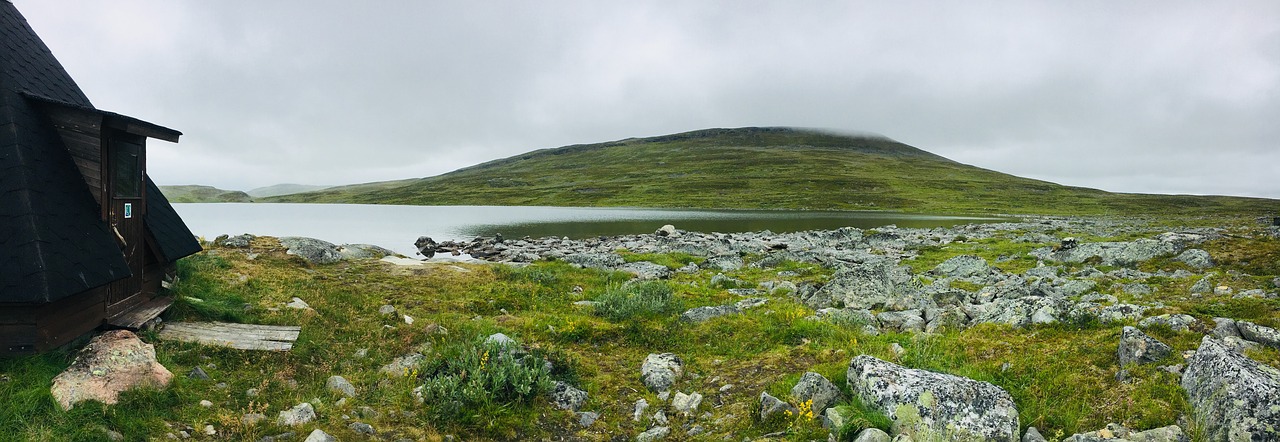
[124,203,132,219]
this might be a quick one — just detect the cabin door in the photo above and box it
[106,134,147,317]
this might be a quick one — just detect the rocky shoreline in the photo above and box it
[214,217,1280,440]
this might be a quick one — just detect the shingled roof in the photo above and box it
[1,2,199,304]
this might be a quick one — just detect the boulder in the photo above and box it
[220,234,255,248]
[680,305,737,323]
[931,255,993,279]
[550,381,588,411]
[655,224,677,236]
[672,391,703,416]
[1036,238,1180,267]
[619,261,672,280]
[50,330,173,410]
[414,236,439,258]
[303,429,336,442]
[853,428,893,442]
[847,355,1018,442]
[1181,336,1280,440]
[380,353,425,377]
[759,391,799,420]
[877,310,926,333]
[636,425,670,442]
[280,236,343,264]
[641,353,683,393]
[1236,320,1280,349]
[1137,314,1199,333]
[790,372,843,413]
[1118,326,1173,366]
[277,402,316,426]
[703,255,745,271]
[562,252,624,269]
[1176,249,1214,268]
[808,260,927,311]
[1022,426,1047,442]
[337,243,394,260]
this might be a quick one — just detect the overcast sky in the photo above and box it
[16,1,1280,199]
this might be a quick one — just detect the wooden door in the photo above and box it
[106,133,146,316]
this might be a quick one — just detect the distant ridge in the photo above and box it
[159,185,252,203]
[269,127,1279,216]
[247,183,332,198]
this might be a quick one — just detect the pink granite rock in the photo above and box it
[51,330,173,410]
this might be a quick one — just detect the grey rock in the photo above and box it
[303,429,336,442]
[280,237,343,264]
[807,260,928,311]
[277,402,316,426]
[1037,238,1180,267]
[285,297,312,310]
[1237,320,1280,349]
[1022,426,1047,442]
[877,309,925,333]
[853,428,893,442]
[221,234,255,248]
[337,243,394,260]
[1190,276,1214,294]
[326,375,355,397]
[633,398,649,421]
[710,273,745,288]
[348,422,375,435]
[378,304,396,315]
[188,366,210,380]
[1138,314,1200,333]
[1176,249,1214,269]
[636,426,670,442]
[704,255,745,271]
[932,255,993,279]
[671,391,702,416]
[977,296,1068,328]
[790,371,843,413]
[655,224,676,236]
[484,332,517,349]
[562,252,624,269]
[1024,265,1059,280]
[679,305,738,323]
[847,355,1019,442]
[726,288,760,296]
[1181,336,1280,441]
[759,391,798,420]
[576,411,600,427]
[550,381,588,411]
[619,261,672,280]
[641,353,683,393]
[1128,425,1188,442]
[1119,283,1153,296]
[1118,326,1173,366]
[380,353,424,377]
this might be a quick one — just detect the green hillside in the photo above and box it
[158,185,253,203]
[269,127,1278,216]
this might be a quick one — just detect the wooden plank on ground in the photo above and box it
[158,321,301,351]
[107,296,174,330]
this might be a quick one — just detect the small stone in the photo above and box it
[636,426,670,442]
[285,297,311,310]
[672,391,703,416]
[550,381,588,411]
[277,402,316,426]
[1022,426,1047,442]
[853,428,892,442]
[203,425,216,436]
[349,422,375,435]
[188,367,209,380]
[576,411,600,427]
[633,398,649,421]
[378,304,396,315]
[403,314,414,325]
[199,400,213,408]
[759,391,798,420]
[326,375,356,397]
[1118,326,1173,365]
[303,429,336,442]
[246,388,259,397]
[790,371,843,412]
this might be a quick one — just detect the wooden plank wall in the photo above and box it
[0,287,108,355]
[42,106,105,206]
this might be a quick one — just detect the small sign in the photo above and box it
[124,203,132,219]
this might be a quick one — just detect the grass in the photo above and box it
[1,219,1278,441]
[266,127,1280,217]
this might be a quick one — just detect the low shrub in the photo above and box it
[593,281,681,321]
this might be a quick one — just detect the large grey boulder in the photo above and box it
[847,355,1019,442]
[974,296,1068,328]
[808,260,928,311]
[1176,249,1214,268]
[1181,336,1280,441]
[1137,314,1200,333]
[337,243,394,260]
[1118,326,1173,366]
[562,253,625,269]
[759,391,799,420]
[877,310,926,333]
[280,237,343,264]
[641,353,683,393]
[1035,238,1180,267]
[790,372,843,413]
[931,255,994,279]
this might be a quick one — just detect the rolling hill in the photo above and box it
[247,183,332,198]
[267,127,1278,216]
[158,185,253,203]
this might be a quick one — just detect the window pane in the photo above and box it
[113,139,142,198]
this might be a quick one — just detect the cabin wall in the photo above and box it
[0,287,108,355]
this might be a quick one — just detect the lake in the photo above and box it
[172,203,1008,256]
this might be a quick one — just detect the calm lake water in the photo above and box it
[172,203,1007,256]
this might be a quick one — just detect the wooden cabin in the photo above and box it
[1,2,202,355]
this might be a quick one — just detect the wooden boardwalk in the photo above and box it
[158,321,301,351]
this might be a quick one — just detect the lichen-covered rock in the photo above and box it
[703,254,745,271]
[1176,248,1214,268]
[636,425,670,442]
[847,355,1019,442]
[1181,336,1280,441]
[1137,314,1200,333]
[853,428,893,442]
[619,261,672,280]
[759,391,798,420]
[790,372,843,413]
[277,402,316,426]
[641,353,683,393]
[1236,320,1280,349]
[1118,326,1173,366]
[672,391,702,416]
[280,236,343,264]
[550,381,587,411]
[975,296,1068,328]
[326,375,355,397]
[1035,238,1180,267]
[50,330,174,410]
[877,309,926,333]
[807,260,928,311]
[931,255,993,279]
[561,253,624,270]
[680,305,737,323]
